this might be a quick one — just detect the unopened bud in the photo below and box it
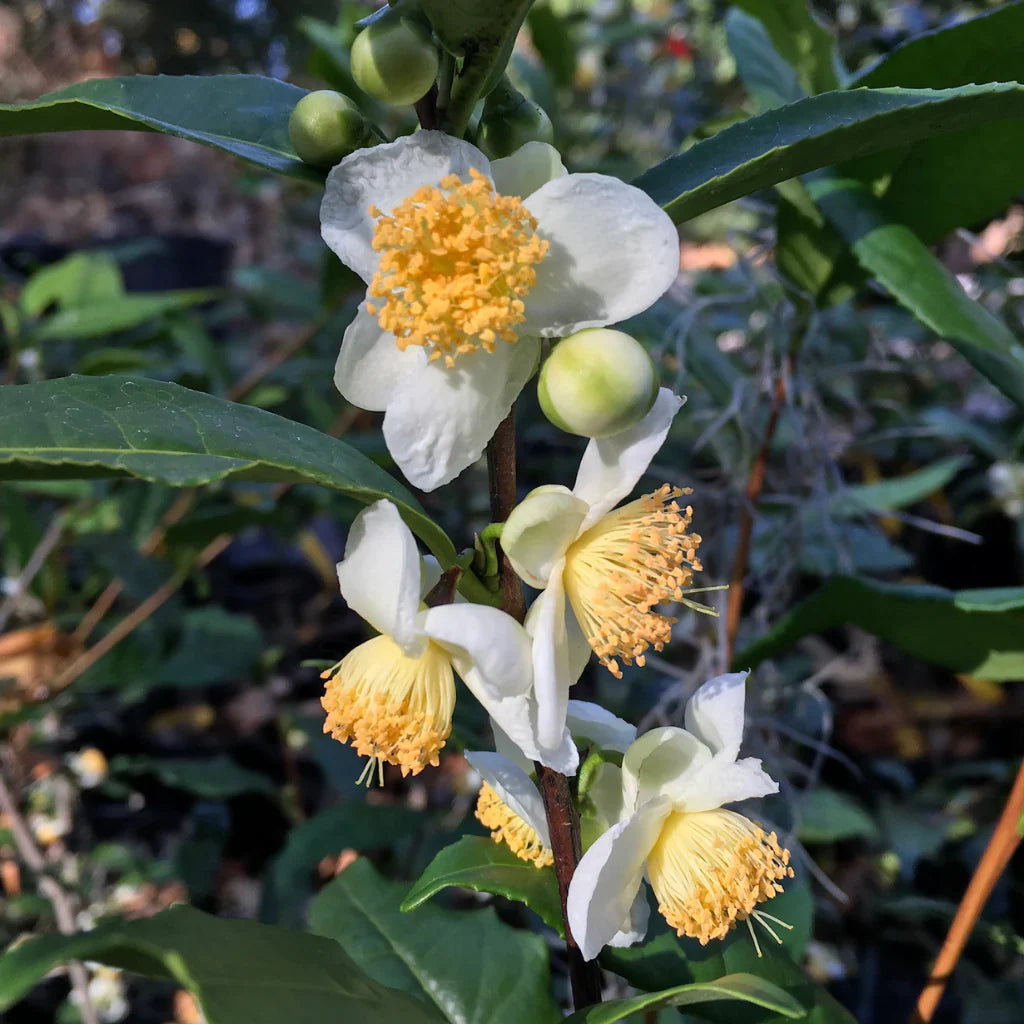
[538,328,658,438]
[478,78,554,159]
[351,16,439,107]
[289,90,370,168]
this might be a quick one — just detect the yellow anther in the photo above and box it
[321,633,455,779]
[562,484,703,677]
[475,783,553,868]
[368,168,549,367]
[646,808,794,946]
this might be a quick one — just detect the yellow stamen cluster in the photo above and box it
[366,169,549,367]
[475,783,553,868]
[562,484,702,677]
[646,808,794,945]
[321,633,455,779]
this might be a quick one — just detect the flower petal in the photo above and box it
[621,726,711,814]
[502,485,588,588]
[336,500,422,651]
[521,174,679,338]
[333,305,423,412]
[490,718,535,775]
[684,670,749,761]
[492,709,579,776]
[567,800,670,961]
[672,755,779,813]
[419,556,443,599]
[583,761,626,833]
[382,337,541,492]
[524,559,572,751]
[490,141,567,199]
[573,388,684,529]
[566,701,636,753]
[320,132,491,284]
[608,889,650,949]
[465,750,549,846]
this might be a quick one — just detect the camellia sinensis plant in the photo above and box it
[3,1,1024,1022]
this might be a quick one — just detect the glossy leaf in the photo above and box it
[563,973,804,1023]
[311,858,560,1024]
[0,376,456,563]
[635,83,1024,224]
[0,904,443,1023]
[402,835,563,934]
[0,75,319,182]
[736,577,1024,681]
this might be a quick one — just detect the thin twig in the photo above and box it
[912,758,1024,1024]
[485,409,602,1010]
[0,514,66,633]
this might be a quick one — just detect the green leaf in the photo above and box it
[731,0,838,95]
[0,375,456,564]
[807,173,1024,409]
[829,456,970,516]
[401,835,563,933]
[109,754,276,799]
[20,252,123,316]
[634,83,1024,225]
[158,607,263,687]
[563,973,804,1023]
[796,787,879,844]
[311,858,560,1024]
[0,76,318,182]
[602,914,856,1024]
[0,904,443,1023]
[725,9,804,110]
[736,577,1024,681]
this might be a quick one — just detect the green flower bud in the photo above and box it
[351,16,439,107]
[477,80,554,159]
[538,328,659,438]
[288,90,370,168]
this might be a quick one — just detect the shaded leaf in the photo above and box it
[158,607,263,687]
[725,9,803,111]
[109,754,276,799]
[0,375,456,563]
[829,456,970,516]
[796,787,879,844]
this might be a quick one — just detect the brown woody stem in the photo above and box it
[485,409,603,1010]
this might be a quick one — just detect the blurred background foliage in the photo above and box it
[0,1,1022,1023]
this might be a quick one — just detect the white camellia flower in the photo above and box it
[501,388,703,751]
[567,671,794,961]
[320,499,576,780]
[320,132,680,491]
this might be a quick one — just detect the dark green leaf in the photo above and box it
[311,858,560,1024]
[634,83,1024,225]
[796,788,879,844]
[563,973,804,1023]
[0,76,319,182]
[725,9,804,110]
[829,456,970,516]
[735,576,1024,681]
[527,6,577,88]
[109,754,276,799]
[158,607,263,687]
[0,375,456,563]
[0,904,443,1022]
[402,835,563,933]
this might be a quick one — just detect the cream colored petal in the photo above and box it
[621,726,712,814]
[333,304,422,412]
[466,750,550,846]
[684,670,749,761]
[502,485,588,588]
[490,141,567,199]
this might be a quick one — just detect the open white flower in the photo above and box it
[320,132,680,491]
[566,671,793,961]
[321,499,571,780]
[501,388,703,751]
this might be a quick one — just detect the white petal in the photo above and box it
[382,337,541,492]
[608,889,650,949]
[336,500,422,651]
[565,604,592,681]
[333,305,422,412]
[621,726,711,814]
[567,801,670,961]
[573,388,684,529]
[521,174,679,338]
[524,559,572,751]
[490,692,580,776]
[583,761,626,832]
[566,701,636,753]
[419,556,443,599]
[490,717,535,775]
[490,141,567,199]
[671,755,779,814]
[465,750,550,846]
[502,485,588,588]
[684,670,749,761]
[320,132,491,284]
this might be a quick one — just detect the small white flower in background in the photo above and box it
[68,747,109,789]
[501,389,702,751]
[567,671,793,961]
[320,131,680,491]
[321,499,577,781]
[989,461,1024,518]
[73,965,128,1023]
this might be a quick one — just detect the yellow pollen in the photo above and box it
[367,169,549,368]
[562,484,703,678]
[321,633,455,779]
[475,783,553,868]
[646,808,794,946]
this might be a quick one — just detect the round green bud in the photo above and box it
[538,328,659,438]
[478,88,554,159]
[351,17,439,107]
[288,90,369,167]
